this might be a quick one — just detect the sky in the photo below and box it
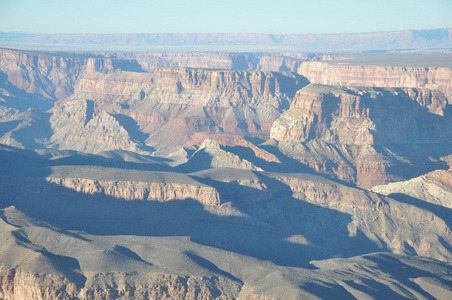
[0,0,451,35]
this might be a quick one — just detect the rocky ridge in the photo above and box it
[372,169,452,208]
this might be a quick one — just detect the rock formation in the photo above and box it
[298,61,452,102]
[47,68,308,154]
[270,84,452,187]
[0,48,144,101]
[372,169,452,208]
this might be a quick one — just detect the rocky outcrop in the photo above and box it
[297,61,452,102]
[47,177,221,206]
[256,54,312,72]
[270,84,452,187]
[372,169,452,208]
[0,268,241,300]
[50,101,142,154]
[0,268,79,300]
[177,139,264,172]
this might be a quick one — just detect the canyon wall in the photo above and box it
[270,84,452,187]
[298,61,452,103]
[0,48,144,100]
[114,52,257,71]
[47,68,308,153]
[150,68,306,108]
[0,48,114,100]
[47,177,221,206]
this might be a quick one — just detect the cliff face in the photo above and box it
[76,72,152,96]
[270,84,452,187]
[274,173,452,261]
[0,268,242,300]
[0,48,146,101]
[150,68,304,108]
[48,69,308,153]
[46,177,221,206]
[297,61,452,103]
[0,48,116,100]
[114,52,257,72]
[256,56,303,72]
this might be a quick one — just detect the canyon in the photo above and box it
[1,45,452,299]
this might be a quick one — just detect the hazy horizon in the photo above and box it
[1,0,452,35]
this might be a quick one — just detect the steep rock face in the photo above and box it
[48,69,308,154]
[270,84,452,187]
[297,61,452,102]
[114,52,257,71]
[271,84,450,144]
[47,177,221,206]
[0,48,145,101]
[0,48,117,100]
[132,68,307,151]
[150,68,303,108]
[0,268,241,300]
[75,71,153,96]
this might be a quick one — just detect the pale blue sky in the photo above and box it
[0,0,451,34]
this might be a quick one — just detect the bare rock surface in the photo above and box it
[298,61,452,103]
[0,48,142,100]
[372,169,452,208]
[270,84,452,187]
[47,68,307,154]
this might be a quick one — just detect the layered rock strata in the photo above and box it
[46,177,221,206]
[372,169,452,208]
[270,84,452,187]
[49,69,308,154]
[0,48,141,100]
[298,61,452,102]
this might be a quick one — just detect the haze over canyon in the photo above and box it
[0,29,452,299]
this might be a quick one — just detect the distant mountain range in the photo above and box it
[1,28,451,51]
